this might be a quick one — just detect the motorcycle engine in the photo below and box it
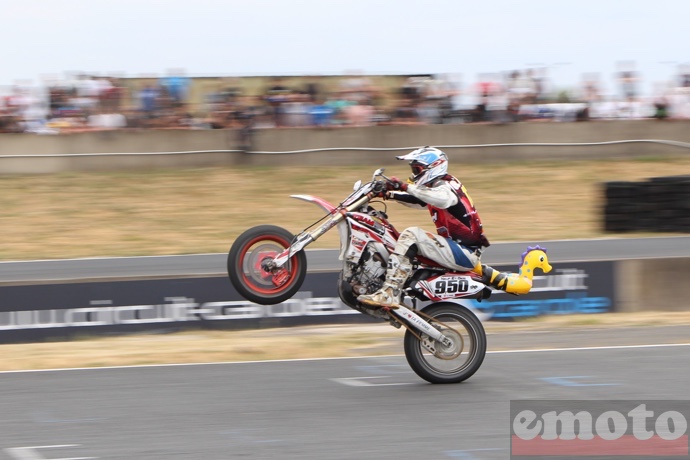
[338,244,395,323]
[349,245,387,296]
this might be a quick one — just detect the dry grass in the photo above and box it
[1,312,690,371]
[512,311,690,328]
[1,156,689,261]
[0,326,405,371]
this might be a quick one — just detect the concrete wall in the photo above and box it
[248,121,690,168]
[615,258,690,312]
[2,120,690,174]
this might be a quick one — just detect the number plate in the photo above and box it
[428,275,484,299]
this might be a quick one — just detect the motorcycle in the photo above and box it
[227,169,551,384]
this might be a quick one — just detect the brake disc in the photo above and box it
[433,328,464,360]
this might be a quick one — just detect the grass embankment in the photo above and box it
[1,156,689,370]
[1,156,689,261]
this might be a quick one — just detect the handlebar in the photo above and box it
[372,180,387,195]
[342,170,400,206]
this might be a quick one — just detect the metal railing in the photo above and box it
[1,139,690,158]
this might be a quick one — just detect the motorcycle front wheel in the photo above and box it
[227,225,307,305]
[403,302,487,384]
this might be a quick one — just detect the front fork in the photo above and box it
[389,305,452,353]
[269,194,373,270]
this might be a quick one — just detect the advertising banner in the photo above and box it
[468,261,615,321]
[0,260,615,343]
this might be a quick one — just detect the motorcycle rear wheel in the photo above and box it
[227,225,307,305]
[403,302,486,384]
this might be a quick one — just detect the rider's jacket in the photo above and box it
[389,175,490,248]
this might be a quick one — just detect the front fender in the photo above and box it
[290,194,337,213]
[291,194,349,260]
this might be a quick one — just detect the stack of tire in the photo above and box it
[604,175,690,233]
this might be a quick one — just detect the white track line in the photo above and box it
[488,343,690,353]
[0,342,688,375]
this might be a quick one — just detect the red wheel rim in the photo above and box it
[237,235,300,296]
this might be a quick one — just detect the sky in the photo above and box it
[1,0,688,97]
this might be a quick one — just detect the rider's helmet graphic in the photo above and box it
[396,146,449,185]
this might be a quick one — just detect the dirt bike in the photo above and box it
[227,169,551,384]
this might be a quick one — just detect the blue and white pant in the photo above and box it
[394,227,480,271]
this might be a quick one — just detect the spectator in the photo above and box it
[238,96,270,128]
[432,74,458,123]
[417,97,441,124]
[339,70,375,104]
[571,73,601,121]
[139,83,160,126]
[0,107,21,133]
[48,84,72,116]
[324,92,354,126]
[529,68,547,103]
[391,95,421,124]
[160,69,190,106]
[309,96,335,127]
[158,104,196,129]
[617,61,639,103]
[45,110,87,132]
[505,70,537,120]
[400,76,424,106]
[343,99,374,127]
[87,109,127,130]
[237,110,255,153]
[669,68,690,119]
[73,74,102,114]
[580,73,602,105]
[653,93,669,120]
[417,76,449,124]
[7,64,690,132]
[219,77,242,104]
[99,77,124,112]
[616,61,640,118]
[303,77,322,103]
[472,73,498,122]
[281,92,312,127]
[679,65,690,90]
[264,77,291,127]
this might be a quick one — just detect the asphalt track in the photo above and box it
[2,236,690,283]
[1,237,689,459]
[1,326,689,460]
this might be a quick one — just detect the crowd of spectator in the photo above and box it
[2,65,690,135]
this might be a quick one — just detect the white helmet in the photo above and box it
[396,146,449,185]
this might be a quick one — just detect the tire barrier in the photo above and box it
[604,175,690,233]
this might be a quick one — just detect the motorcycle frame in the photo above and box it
[267,182,484,351]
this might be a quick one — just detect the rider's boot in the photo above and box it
[357,254,412,308]
[477,263,511,292]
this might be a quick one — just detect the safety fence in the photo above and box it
[1,139,690,158]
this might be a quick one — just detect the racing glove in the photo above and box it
[386,176,408,192]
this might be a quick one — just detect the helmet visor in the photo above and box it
[410,161,426,176]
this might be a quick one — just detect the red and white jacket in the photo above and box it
[389,175,490,248]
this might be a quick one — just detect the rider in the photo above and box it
[357,146,513,308]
